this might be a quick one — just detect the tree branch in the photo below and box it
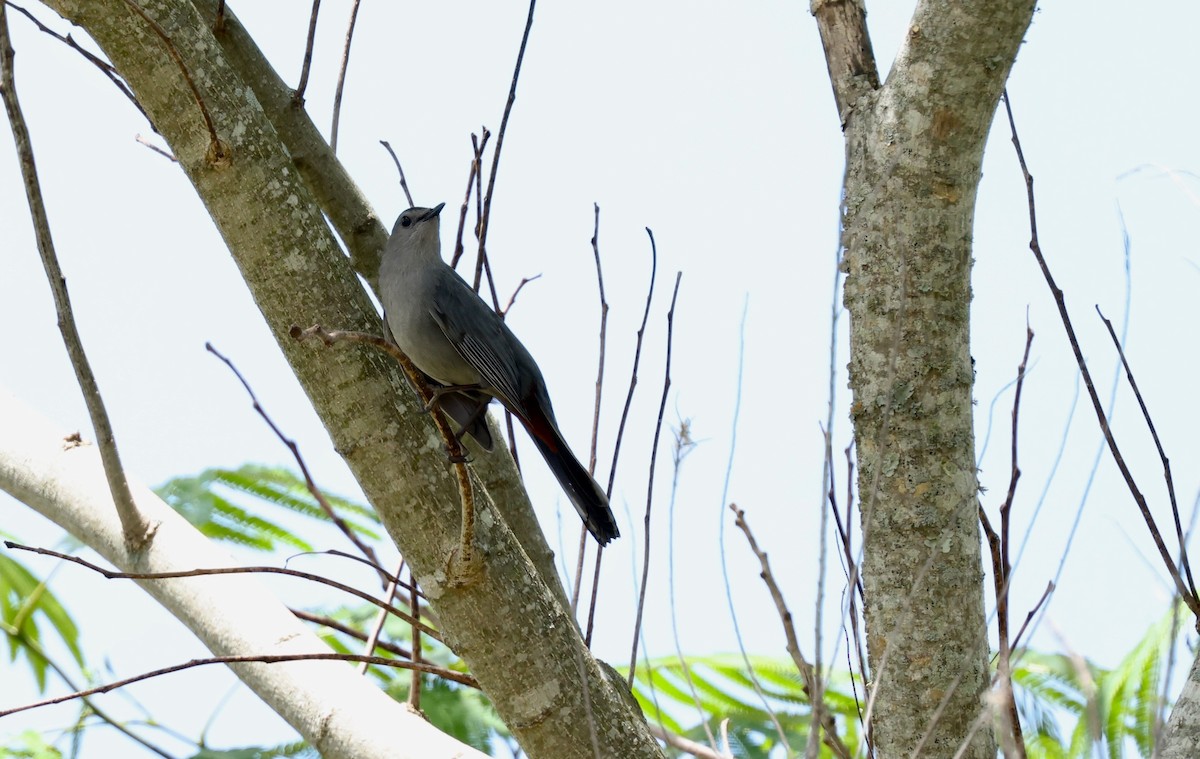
[28,3,653,755]
[0,387,483,759]
[0,5,154,551]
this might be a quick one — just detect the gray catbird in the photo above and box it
[380,203,619,546]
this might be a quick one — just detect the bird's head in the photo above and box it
[387,202,445,258]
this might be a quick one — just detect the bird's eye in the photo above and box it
[400,215,412,228]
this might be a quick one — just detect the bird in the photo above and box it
[379,202,619,546]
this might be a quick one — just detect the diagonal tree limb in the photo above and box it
[192,0,565,605]
[0,5,153,551]
[27,2,654,755]
[0,387,483,759]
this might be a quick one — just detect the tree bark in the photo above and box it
[1161,652,1200,758]
[29,2,660,757]
[813,0,1037,756]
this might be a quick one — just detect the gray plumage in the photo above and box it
[380,203,619,545]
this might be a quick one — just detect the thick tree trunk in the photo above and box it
[813,0,1037,755]
[31,1,660,756]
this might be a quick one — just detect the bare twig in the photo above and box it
[408,566,422,710]
[357,557,407,674]
[588,203,610,478]
[645,722,729,759]
[500,274,542,317]
[814,152,848,759]
[606,228,658,497]
[716,299,792,752]
[118,0,228,166]
[730,504,851,759]
[451,130,490,269]
[628,272,682,683]
[829,442,869,743]
[0,650,477,719]
[844,446,870,746]
[1010,581,1054,650]
[4,1,150,124]
[379,140,414,208]
[206,342,387,582]
[5,541,442,640]
[574,204,609,615]
[292,608,413,661]
[292,0,321,104]
[1096,306,1196,599]
[135,133,176,161]
[329,0,362,153]
[665,421,714,750]
[0,10,154,550]
[0,616,174,757]
[584,226,658,643]
[1002,91,1200,617]
[474,0,536,275]
[979,322,1034,759]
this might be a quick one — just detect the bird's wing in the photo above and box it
[428,273,525,413]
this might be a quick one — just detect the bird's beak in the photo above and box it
[421,203,446,222]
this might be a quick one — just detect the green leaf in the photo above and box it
[156,465,381,553]
[0,552,85,692]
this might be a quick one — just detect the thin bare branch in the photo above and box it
[1002,91,1200,617]
[500,274,542,317]
[588,203,610,478]
[730,503,851,759]
[118,0,227,165]
[716,299,791,753]
[628,272,682,683]
[979,322,1034,759]
[5,541,442,641]
[451,130,490,270]
[292,608,413,661]
[646,722,729,759]
[357,557,407,674]
[585,226,658,643]
[0,650,477,719]
[0,10,154,550]
[135,132,176,161]
[574,204,608,615]
[206,342,387,583]
[408,566,423,709]
[0,617,174,757]
[1096,306,1197,599]
[329,0,361,153]
[1010,581,1054,650]
[292,0,321,104]
[475,0,536,273]
[4,1,150,124]
[379,139,414,208]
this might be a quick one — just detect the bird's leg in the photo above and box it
[455,397,492,438]
[425,383,484,413]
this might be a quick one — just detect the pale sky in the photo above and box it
[3,1,1199,756]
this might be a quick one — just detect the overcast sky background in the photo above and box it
[3,1,1200,756]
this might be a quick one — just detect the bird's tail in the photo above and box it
[526,414,619,546]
